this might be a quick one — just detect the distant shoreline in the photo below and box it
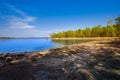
[0,37,119,40]
[0,37,50,39]
[0,37,15,39]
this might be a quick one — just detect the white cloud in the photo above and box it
[0,2,50,37]
[24,16,36,22]
[10,22,35,29]
[1,3,37,30]
[9,16,36,29]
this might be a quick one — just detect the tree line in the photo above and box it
[50,16,120,38]
[0,37,15,39]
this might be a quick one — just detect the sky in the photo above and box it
[0,0,120,37]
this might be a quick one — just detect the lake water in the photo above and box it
[0,38,64,54]
[0,38,93,54]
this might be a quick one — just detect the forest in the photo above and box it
[50,16,120,38]
[0,37,15,39]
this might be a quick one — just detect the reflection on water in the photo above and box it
[52,39,94,45]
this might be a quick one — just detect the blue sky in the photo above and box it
[0,0,120,37]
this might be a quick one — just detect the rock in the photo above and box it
[62,59,66,62]
[38,51,49,55]
[61,67,67,73]
[62,50,67,53]
[63,53,68,56]
[98,63,103,66]
[4,54,10,57]
[76,63,81,68]
[5,57,12,62]
[0,55,6,61]
[10,60,20,64]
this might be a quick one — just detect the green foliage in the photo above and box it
[115,16,120,37]
[107,19,113,25]
[115,16,120,24]
[50,16,120,38]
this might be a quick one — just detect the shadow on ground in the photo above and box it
[0,41,120,80]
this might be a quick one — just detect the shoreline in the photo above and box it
[52,37,119,40]
[0,39,116,54]
[0,38,119,55]
[0,40,120,80]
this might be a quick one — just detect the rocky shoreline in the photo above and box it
[0,41,120,80]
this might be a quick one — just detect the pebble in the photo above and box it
[76,63,81,68]
[5,57,12,62]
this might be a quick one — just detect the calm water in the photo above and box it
[0,38,94,54]
[52,39,94,45]
[0,38,64,54]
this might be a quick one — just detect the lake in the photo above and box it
[0,38,64,54]
[0,38,93,54]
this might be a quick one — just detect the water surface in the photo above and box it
[0,38,93,54]
[52,39,94,45]
[0,38,63,53]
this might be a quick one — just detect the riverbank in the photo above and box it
[52,37,119,40]
[0,40,120,80]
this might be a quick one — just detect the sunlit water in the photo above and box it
[0,38,93,54]
[0,38,64,54]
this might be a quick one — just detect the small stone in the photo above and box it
[64,54,68,56]
[5,57,12,62]
[38,56,42,58]
[61,67,67,73]
[98,63,103,66]
[62,50,66,53]
[62,59,66,62]
[10,60,20,64]
[76,63,81,68]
